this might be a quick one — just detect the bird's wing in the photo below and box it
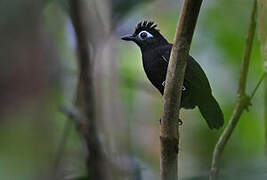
[186,56,212,93]
[160,44,212,93]
[158,44,171,65]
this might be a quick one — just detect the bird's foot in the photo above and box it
[158,118,183,125]
[178,118,183,125]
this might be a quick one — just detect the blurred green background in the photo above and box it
[0,0,266,179]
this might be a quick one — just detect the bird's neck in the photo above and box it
[140,40,169,52]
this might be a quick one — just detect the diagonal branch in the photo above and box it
[160,0,203,180]
[209,1,257,179]
[250,73,266,99]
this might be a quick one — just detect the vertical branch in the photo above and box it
[256,0,267,156]
[237,1,257,96]
[69,0,107,179]
[209,1,257,180]
[265,77,267,155]
[160,0,203,180]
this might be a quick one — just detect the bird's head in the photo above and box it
[121,21,169,50]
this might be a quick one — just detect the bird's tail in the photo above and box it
[198,95,224,129]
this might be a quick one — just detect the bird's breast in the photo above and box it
[142,54,168,94]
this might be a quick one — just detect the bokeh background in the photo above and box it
[0,0,266,179]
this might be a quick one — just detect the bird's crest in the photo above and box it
[134,21,159,35]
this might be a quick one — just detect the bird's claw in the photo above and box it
[158,118,183,125]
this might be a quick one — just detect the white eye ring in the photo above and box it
[138,31,153,40]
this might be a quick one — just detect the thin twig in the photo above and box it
[59,105,84,123]
[160,0,203,180]
[53,105,86,179]
[209,1,257,180]
[53,108,74,179]
[250,73,266,99]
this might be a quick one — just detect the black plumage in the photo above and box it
[121,21,224,129]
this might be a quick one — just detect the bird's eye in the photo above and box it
[140,32,147,39]
[138,31,153,40]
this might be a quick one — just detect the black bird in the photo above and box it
[121,21,224,129]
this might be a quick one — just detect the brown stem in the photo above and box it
[209,1,257,179]
[160,0,203,180]
[69,0,107,179]
[264,76,267,156]
[265,77,267,155]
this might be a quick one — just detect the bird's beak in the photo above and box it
[121,34,135,41]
